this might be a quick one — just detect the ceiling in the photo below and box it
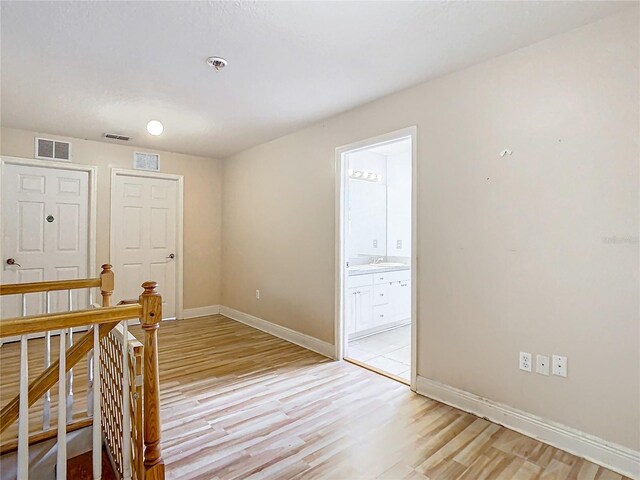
[0,1,631,159]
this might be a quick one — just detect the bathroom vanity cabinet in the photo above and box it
[346,268,411,339]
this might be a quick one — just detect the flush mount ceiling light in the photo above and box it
[206,56,228,71]
[146,120,164,136]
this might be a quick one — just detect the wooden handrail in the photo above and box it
[0,264,114,301]
[0,322,120,433]
[0,278,100,296]
[0,304,141,338]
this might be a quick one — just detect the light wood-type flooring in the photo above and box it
[0,315,632,479]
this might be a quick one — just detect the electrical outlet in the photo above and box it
[373,239,378,248]
[536,354,550,376]
[552,355,567,377]
[519,352,532,372]
[397,239,402,249]
[255,289,260,300]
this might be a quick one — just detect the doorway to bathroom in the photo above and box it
[335,127,416,387]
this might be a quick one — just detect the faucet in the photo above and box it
[371,257,384,265]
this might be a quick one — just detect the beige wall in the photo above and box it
[1,126,223,310]
[221,10,639,450]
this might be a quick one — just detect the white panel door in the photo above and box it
[1,163,89,318]
[111,174,177,318]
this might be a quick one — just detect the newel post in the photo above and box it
[139,281,165,480]
[100,264,114,307]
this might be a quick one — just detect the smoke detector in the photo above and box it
[206,56,228,71]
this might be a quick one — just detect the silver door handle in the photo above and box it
[166,253,175,259]
[6,258,21,267]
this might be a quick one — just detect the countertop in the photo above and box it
[348,264,411,276]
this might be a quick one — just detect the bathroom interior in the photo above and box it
[344,136,412,382]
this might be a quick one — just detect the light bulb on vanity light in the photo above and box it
[146,120,164,136]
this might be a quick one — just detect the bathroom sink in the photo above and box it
[348,264,379,271]
[370,262,407,267]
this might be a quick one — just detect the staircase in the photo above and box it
[67,448,117,480]
[0,265,165,479]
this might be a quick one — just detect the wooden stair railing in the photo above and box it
[0,270,164,480]
[0,264,115,434]
[0,321,124,433]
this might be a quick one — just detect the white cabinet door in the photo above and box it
[1,163,89,318]
[355,285,374,331]
[346,287,358,335]
[388,280,411,323]
[398,280,411,320]
[112,174,177,318]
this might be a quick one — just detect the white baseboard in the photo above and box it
[219,306,335,359]
[416,376,640,479]
[182,305,221,319]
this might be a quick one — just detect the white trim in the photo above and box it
[220,306,335,359]
[416,376,640,479]
[109,168,184,319]
[183,305,221,319]
[334,126,418,390]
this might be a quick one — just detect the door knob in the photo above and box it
[166,253,175,259]
[6,258,21,267]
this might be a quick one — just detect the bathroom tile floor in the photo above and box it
[347,323,411,381]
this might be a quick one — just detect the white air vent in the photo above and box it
[133,152,160,171]
[35,137,71,161]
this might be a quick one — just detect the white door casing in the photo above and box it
[1,157,96,320]
[334,126,418,390]
[110,169,183,319]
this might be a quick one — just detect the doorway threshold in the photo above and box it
[344,357,410,386]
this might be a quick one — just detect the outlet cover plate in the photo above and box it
[519,352,532,372]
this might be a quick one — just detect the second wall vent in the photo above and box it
[133,152,160,171]
[35,137,71,161]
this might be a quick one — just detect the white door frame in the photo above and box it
[0,155,98,278]
[334,126,418,391]
[109,168,184,320]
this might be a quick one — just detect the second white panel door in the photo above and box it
[111,174,177,318]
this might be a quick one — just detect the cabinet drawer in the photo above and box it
[347,273,373,289]
[373,269,410,285]
[372,304,392,325]
[373,283,390,306]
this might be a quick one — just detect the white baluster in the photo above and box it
[56,329,67,480]
[87,289,95,416]
[66,290,73,423]
[17,295,29,480]
[92,325,102,480]
[43,292,51,430]
[122,320,132,480]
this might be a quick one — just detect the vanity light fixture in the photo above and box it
[349,169,382,182]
